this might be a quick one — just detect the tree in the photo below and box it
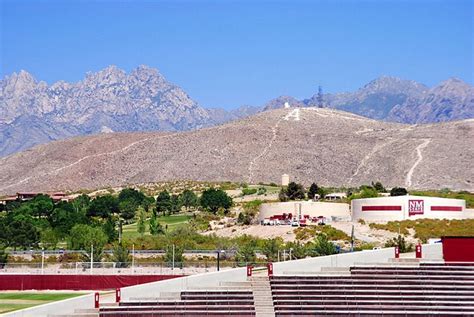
[0,212,40,250]
[111,242,131,268]
[285,241,308,259]
[307,183,320,200]
[390,187,408,196]
[0,246,8,268]
[87,195,119,219]
[312,234,337,256]
[29,194,54,219]
[170,194,182,214]
[262,238,283,261]
[385,235,413,253]
[118,188,148,218]
[236,242,256,264]
[69,224,108,262]
[278,188,289,202]
[137,206,146,236]
[200,188,233,214]
[40,228,59,249]
[102,217,118,243]
[372,181,386,192]
[180,190,198,210]
[286,182,306,200]
[142,196,155,213]
[350,187,379,200]
[118,188,146,205]
[118,200,138,221]
[149,210,164,235]
[71,194,90,215]
[156,190,172,216]
[50,201,87,238]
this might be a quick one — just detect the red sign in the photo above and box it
[409,199,424,216]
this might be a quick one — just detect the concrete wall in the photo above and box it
[352,195,468,222]
[422,243,443,261]
[122,267,248,301]
[259,201,350,221]
[3,293,94,317]
[273,247,395,274]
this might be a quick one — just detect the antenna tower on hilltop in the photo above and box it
[317,85,324,108]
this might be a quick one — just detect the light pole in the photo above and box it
[216,250,225,271]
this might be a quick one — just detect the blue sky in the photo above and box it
[1,0,472,109]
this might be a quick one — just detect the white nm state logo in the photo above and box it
[409,199,424,216]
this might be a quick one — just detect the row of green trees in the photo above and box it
[278,181,409,202]
[0,187,233,254]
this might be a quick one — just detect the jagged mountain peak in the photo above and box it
[360,76,428,95]
[434,77,472,92]
[0,65,213,156]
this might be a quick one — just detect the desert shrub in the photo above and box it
[384,235,414,253]
[294,226,350,242]
[370,219,474,243]
[242,188,257,196]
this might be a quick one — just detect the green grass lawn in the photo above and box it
[122,214,192,239]
[0,292,86,313]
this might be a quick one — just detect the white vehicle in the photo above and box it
[274,219,281,225]
[291,220,299,227]
[269,220,275,226]
[262,219,271,226]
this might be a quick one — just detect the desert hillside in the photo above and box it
[0,107,472,195]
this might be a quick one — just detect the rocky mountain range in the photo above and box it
[304,76,474,124]
[1,66,473,157]
[0,107,472,195]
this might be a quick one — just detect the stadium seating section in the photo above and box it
[98,262,474,316]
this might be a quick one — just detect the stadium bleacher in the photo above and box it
[271,262,474,316]
[93,262,474,316]
[98,290,256,316]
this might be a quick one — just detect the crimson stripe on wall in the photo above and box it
[431,206,462,212]
[362,205,402,211]
[0,275,183,291]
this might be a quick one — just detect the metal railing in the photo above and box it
[0,261,270,275]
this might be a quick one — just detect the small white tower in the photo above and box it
[284,102,290,109]
[281,174,290,186]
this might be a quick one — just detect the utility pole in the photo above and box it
[90,244,93,275]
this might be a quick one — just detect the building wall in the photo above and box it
[352,196,468,222]
[259,201,350,221]
[442,237,474,262]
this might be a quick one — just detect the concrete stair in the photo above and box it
[50,308,98,317]
[250,276,275,317]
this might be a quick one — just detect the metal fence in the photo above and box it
[0,261,270,275]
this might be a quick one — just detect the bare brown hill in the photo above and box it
[0,108,472,195]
